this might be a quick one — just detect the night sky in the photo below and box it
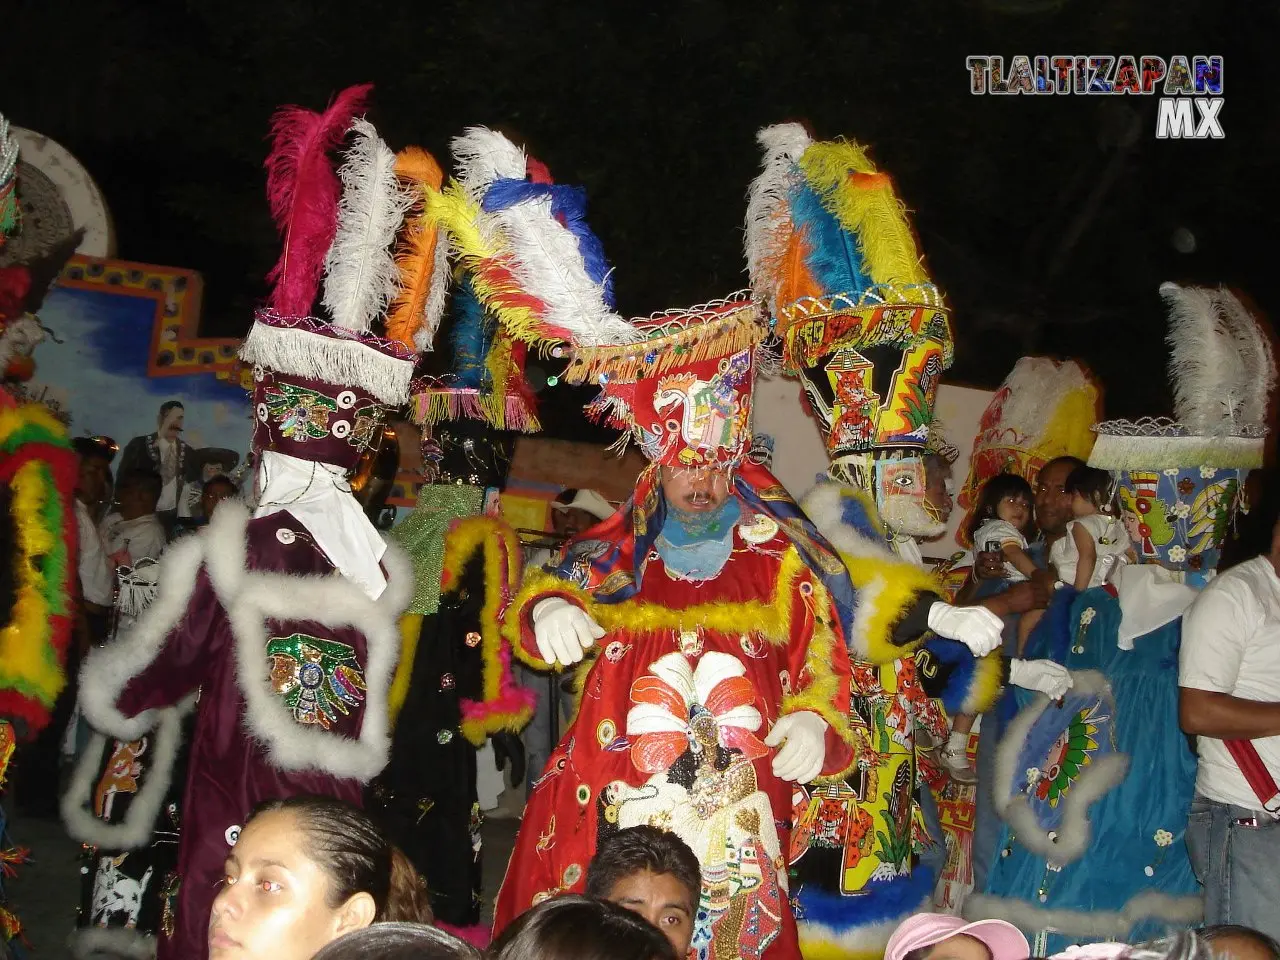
[9,0,1274,438]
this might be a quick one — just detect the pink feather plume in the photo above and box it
[264,83,373,317]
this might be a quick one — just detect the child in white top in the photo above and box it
[1050,465,1130,591]
[969,474,1039,583]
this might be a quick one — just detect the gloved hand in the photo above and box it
[532,597,605,666]
[1009,658,1073,699]
[764,711,828,784]
[927,601,1004,657]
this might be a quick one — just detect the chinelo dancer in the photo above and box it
[71,86,438,959]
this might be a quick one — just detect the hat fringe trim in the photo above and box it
[1088,423,1264,470]
[410,388,540,434]
[564,299,764,385]
[239,316,413,406]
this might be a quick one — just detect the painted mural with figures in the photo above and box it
[15,255,253,521]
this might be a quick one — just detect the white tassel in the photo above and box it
[240,317,414,406]
[746,123,810,311]
[323,119,413,334]
[1213,286,1276,429]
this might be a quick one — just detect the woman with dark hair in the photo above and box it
[489,895,677,960]
[207,795,432,960]
[311,923,480,960]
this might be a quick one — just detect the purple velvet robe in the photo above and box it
[77,501,409,960]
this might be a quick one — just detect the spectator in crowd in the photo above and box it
[311,923,481,960]
[208,795,433,960]
[100,469,167,568]
[1200,925,1280,960]
[200,473,238,522]
[585,826,700,958]
[1179,504,1280,940]
[489,895,678,960]
[884,912,1030,960]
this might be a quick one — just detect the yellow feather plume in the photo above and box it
[799,142,933,298]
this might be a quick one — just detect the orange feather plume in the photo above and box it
[386,146,447,350]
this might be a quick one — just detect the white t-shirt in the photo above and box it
[1049,513,1129,589]
[973,518,1029,582]
[76,500,115,607]
[99,512,168,566]
[1179,555,1280,811]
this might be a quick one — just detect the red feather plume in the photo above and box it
[264,83,373,317]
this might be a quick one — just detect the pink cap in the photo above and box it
[885,914,1030,960]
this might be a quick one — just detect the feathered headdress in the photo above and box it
[955,358,1102,547]
[240,87,441,471]
[745,123,953,463]
[1089,283,1275,579]
[426,126,638,353]
[1090,283,1275,471]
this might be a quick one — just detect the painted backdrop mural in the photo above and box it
[17,255,252,519]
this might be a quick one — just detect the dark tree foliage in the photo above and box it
[7,0,1277,434]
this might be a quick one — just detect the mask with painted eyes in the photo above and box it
[874,455,942,539]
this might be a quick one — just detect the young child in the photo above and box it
[968,474,1038,583]
[585,826,700,959]
[885,913,1030,960]
[1049,465,1129,593]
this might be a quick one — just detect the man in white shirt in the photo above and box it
[1180,511,1280,938]
[72,438,115,611]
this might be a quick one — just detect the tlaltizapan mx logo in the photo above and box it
[965,55,1224,139]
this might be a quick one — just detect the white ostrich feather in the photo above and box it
[1162,281,1248,435]
[988,357,1092,441]
[1213,286,1275,429]
[451,127,638,347]
[450,126,527,204]
[745,123,811,309]
[322,118,413,334]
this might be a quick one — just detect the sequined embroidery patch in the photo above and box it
[738,513,779,545]
[440,673,456,691]
[597,719,617,747]
[264,383,337,441]
[465,631,482,648]
[437,730,455,745]
[266,634,366,729]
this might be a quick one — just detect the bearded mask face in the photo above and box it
[874,455,944,539]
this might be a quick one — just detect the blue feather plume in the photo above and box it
[795,865,935,931]
[482,178,616,309]
[450,276,492,389]
[788,182,873,302]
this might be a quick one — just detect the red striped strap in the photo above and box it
[1225,738,1280,820]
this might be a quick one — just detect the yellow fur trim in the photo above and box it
[799,142,934,301]
[0,460,64,707]
[840,551,943,664]
[505,546,854,753]
[963,650,1005,716]
[441,515,533,745]
[388,614,423,730]
[780,605,862,784]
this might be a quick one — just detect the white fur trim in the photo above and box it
[238,319,413,406]
[799,894,931,957]
[963,891,1204,939]
[1088,430,1264,471]
[78,530,209,741]
[68,926,159,960]
[993,670,1129,866]
[78,500,412,783]
[61,697,196,849]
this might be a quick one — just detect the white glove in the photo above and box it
[532,597,605,667]
[1009,658,1073,699]
[763,711,828,784]
[927,601,1004,657]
